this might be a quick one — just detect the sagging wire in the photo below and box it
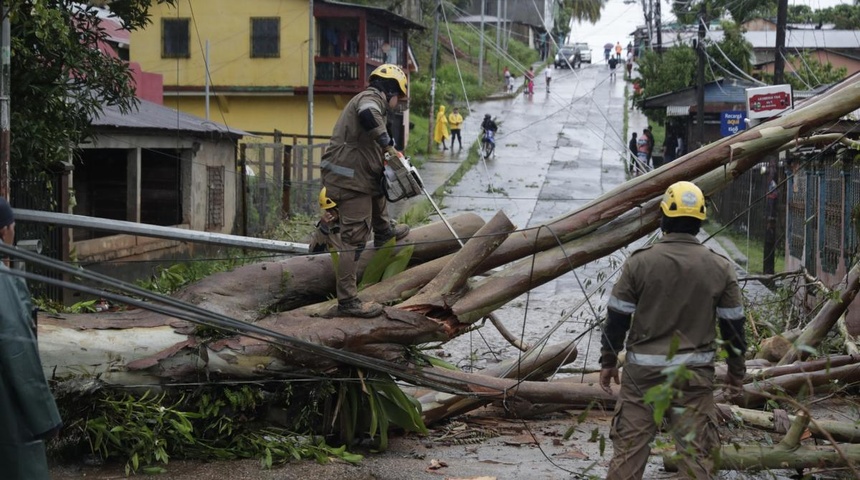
[700,19,766,86]
[0,242,507,398]
[440,4,472,115]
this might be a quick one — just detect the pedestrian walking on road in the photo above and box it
[608,57,618,80]
[643,126,654,165]
[627,132,638,175]
[320,64,411,317]
[544,66,552,92]
[614,41,622,60]
[662,129,678,164]
[434,105,450,150]
[448,107,464,149]
[525,67,535,95]
[503,66,512,92]
[600,181,747,480]
[0,197,64,480]
[626,51,634,78]
[636,131,650,174]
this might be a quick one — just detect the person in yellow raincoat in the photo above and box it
[434,105,450,150]
[447,107,464,149]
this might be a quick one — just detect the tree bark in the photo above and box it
[717,404,860,443]
[415,341,580,424]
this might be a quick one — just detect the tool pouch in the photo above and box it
[382,165,422,202]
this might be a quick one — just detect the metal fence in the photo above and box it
[709,159,786,253]
[785,148,859,279]
[10,171,65,300]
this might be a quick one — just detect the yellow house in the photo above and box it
[130,0,423,147]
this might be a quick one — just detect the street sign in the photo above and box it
[720,111,746,136]
[746,85,793,120]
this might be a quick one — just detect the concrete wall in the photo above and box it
[73,134,238,264]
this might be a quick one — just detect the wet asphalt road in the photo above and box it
[430,60,636,375]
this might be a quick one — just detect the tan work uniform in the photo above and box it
[320,88,392,302]
[604,233,744,480]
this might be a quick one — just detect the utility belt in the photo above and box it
[626,350,715,367]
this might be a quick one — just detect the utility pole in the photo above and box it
[764,0,788,274]
[696,4,706,147]
[503,0,509,50]
[654,0,662,56]
[0,2,9,199]
[307,0,315,142]
[496,0,501,55]
[641,0,652,52]
[479,0,485,87]
[427,0,441,152]
[773,0,787,85]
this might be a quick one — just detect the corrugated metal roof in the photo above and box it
[92,99,246,138]
[318,0,425,30]
[657,29,860,50]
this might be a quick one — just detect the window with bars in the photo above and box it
[251,17,280,58]
[162,18,190,58]
[207,166,224,230]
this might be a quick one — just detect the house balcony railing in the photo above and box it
[314,56,363,93]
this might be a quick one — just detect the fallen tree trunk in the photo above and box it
[717,404,860,443]
[175,213,485,319]
[665,412,860,475]
[414,341,579,424]
[33,74,860,393]
[718,362,860,408]
[778,260,860,365]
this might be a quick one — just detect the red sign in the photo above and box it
[749,92,791,112]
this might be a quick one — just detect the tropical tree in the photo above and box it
[554,0,607,45]
[635,19,752,123]
[704,20,753,78]
[814,3,860,29]
[8,0,174,179]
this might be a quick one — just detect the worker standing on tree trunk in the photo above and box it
[320,64,411,318]
[599,181,747,479]
[0,198,64,480]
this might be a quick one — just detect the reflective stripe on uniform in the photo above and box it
[321,160,355,178]
[717,306,744,320]
[627,350,715,367]
[608,295,636,315]
[358,100,382,114]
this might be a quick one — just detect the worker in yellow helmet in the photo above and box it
[308,187,339,254]
[599,181,747,479]
[320,64,411,318]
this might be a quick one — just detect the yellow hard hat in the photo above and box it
[370,64,408,96]
[660,181,706,220]
[319,187,336,210]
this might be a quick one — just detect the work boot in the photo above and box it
[338,297,383,318]
[373,222,410,247]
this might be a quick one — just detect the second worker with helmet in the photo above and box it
[599,181,748,479]
[320,64,411,318]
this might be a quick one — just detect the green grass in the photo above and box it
[409,24,539,118]
[703,222,785,274]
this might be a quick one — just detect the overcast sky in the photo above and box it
[791,0,854,9]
